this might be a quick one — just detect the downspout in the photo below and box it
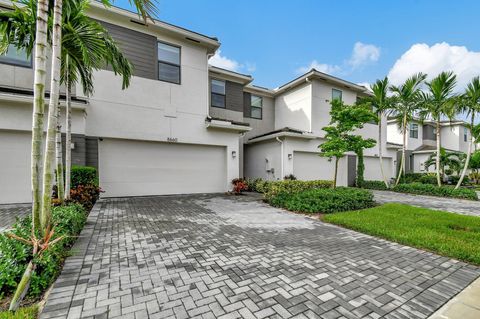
[206,52,214,118]
[276,137,284,179]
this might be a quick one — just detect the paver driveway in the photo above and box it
[41,194,480,319]
[372,190,480,216]
[0,203,30,232]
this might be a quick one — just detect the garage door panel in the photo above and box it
[364,157,393,181]
[293,151,335,181]
[99,139,227,197]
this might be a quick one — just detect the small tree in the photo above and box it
[347,136,377,186]
[319,100,377,188]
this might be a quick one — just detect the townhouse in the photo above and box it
[387,118,473,173]
[0,1,393,204]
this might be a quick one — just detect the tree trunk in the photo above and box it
[395,114,407,186]
[64,75,72,201]
[40,0,63,233]
[9,261,36,311]
[436,120,442,187]
[378,113,389,188]
[31,0,49,234]
[456,113,475,189]
[55,105,64,202]
[333,157,339,189]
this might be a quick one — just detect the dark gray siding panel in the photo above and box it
[85,137,99,170]
[243,92,251,117]
[423,124,436,141]
[347,155,356,187]
[99,21,157,80]
[61,134,86,166]
[226,81,244,112]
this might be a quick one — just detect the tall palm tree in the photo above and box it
[389,73,427,185]
[366,77,393,188]
[456,77,480,189]
[420,71,457,186]
[61,0,133,200]
[424,148,463,178]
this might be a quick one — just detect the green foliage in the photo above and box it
[269,187,375,214]
[424,148,464,176]
[470,150,480,171]
[399,173,437,185]
[324,203,480,265]
[69,184,101,210]
[0,305,38,319]
[0,204,86,299]
[70,165,98,187]
[263,180,332,201]
[393,183,477,200]
[358,180,389,190]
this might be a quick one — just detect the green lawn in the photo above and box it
[0,306,38,319]
[324,203,480,265]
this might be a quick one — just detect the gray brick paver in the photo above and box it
[40,194,480,319]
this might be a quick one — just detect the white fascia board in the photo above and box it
[246,132,318,144]
[0,93,87,110]
[205,120,252,133]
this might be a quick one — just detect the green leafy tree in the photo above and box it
[319,100,377,188]
[419,71,457,186]
[390,73,427,186]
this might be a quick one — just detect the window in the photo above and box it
[464,127,468,142]
[250,95,263,119]
[409,123,418,138]
[158,42,180,84]
[0,44,31,67]
[332,89,342,101]
[211,79,225,108]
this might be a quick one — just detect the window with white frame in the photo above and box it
[0,44,31,67]
[211,79,226,108]
[158,42,180,84]
[250,95,263,119]
[409,123,418,138]
[464,127,468,142]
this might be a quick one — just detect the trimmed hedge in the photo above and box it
[0,204,86,299]
[263,180,332,201]
[71,165,98,187]
[392,183,478,200]
[269,187,375,214]
[359,180,388,190]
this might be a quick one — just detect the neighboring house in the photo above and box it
[387,118,473,173]
[0,1,394,204]
[208,68,396,186]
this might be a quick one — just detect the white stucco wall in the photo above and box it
[274,82,312,132]
[244,140,281,181]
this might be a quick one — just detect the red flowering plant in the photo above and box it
[231,178,248,195]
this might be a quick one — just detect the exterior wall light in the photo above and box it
[288,153,292,160]
[232,151,237,158]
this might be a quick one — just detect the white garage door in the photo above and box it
[99,139,227,197]
[364,157,393,181]
[293,151,347,184]
[0,131,31,204]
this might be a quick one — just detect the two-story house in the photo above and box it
[208,68,396,186]
[387,118,473,173]
[0,1,395,204]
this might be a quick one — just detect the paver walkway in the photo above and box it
[372,190,480,216]
[41,194,479,319]
[0,203,30,232]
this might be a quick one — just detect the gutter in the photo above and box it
[276,137,284,179]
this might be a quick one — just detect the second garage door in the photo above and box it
[293,151,348,184]
[99,139,227,197]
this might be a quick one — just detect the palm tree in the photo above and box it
[424,148,463,178]
[61,0,133,200]
[389,73,427,185]
[456,77,480,188]
[366,77,393,188]
[420,71,457,186]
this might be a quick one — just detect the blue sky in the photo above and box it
[115,0,480,90]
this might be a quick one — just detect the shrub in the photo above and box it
[0,204,86,299]
[358,180,388,190]
[71,166,98,187]
[69,185,101,210]
[393,183,478,200]
[245,178,262,192]
[283,174,297,180]
[447,175,470,186]
[231,178,248,194]
[270,187,375,214]
[264,180,332,201]
[418,174,437,185]
[255,180,272,194]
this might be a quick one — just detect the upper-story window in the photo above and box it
[211,79,226,108]
[464,127,468,142]
[409,123,419,138]
[0,44,31,68]
[332,89,342,102]
[250,95,263,119]
[158,42,180,84]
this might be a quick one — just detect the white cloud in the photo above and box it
[356,82,372,91]
[209,50,241,72]
[296,42,380,75]
[388,42,480,90]
[348,42,381,68]
[245,62,256,73]
[296,60,340,75]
